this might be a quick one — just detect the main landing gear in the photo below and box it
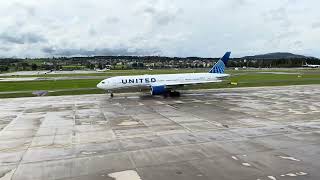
[163,91,181,98]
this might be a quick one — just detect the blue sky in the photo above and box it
[0,0,319,58]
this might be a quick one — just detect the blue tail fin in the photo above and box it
[209,52,231,74]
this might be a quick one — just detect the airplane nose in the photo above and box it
[97,83,102,89]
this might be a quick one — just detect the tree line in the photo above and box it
[0,56,319,72]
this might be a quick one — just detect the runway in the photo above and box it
[1,85,320,180]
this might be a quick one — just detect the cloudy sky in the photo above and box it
[0,0,319,58]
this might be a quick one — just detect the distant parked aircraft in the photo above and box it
[97,52,231,97]
[303,63,320,68]
[95,68,110,72]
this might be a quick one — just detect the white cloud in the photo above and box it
[0,0,319,58]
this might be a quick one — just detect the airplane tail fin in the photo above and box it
[209,52,231,74]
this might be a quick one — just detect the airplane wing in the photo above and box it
[152,79,223,88]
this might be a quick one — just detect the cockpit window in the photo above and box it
[101,81,105,84]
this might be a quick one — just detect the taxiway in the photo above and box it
[1,85,320,180]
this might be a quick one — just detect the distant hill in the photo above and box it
[242,52,316,59]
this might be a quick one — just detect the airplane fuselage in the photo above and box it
[303,63,320,68]
[306,65,320,68]
[97,73,229,91]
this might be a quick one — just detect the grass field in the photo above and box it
[0,69,206,78]
[1,69,320,98]
[2,68,320,78]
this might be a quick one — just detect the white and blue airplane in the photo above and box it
[97,52,231,97]
[303,62,320,68]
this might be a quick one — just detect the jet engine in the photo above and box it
[150,85,167,95]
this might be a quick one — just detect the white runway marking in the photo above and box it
[286,173,297,177]
[281,172,308,177]
[296,172,308,175]
[108,170,142,180]
[267,176,277,180]
[231,156,238,160]
[278,156,300,161]
[242,163,251,167]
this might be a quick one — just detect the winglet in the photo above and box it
[209,52,231,74]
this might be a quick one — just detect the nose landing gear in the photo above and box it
[107,90,114,98]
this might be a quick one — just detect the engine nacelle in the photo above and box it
[150,85,167,95]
